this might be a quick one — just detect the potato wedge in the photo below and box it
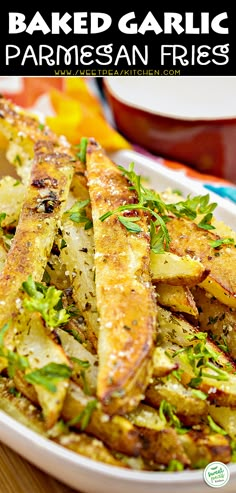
[126,403,190,467]
[145,376,209,425]
[151,347,178,378]
[208,404,236,440]
[155,284,198,317]
[60,207,98,352]
[56,328,98,394]
[86,139,157,415]
[0,139,75,362]
[167,217,236,308]
[62,382,142,457]
[179,427,231,468]
[151,251,208,286]
[0,96,58,183]
[14,312,71,429]
[0,376,45,435]
[156,307,236,408]
[191,286,236,359]
[54,433,127,468]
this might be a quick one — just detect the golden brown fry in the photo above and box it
[192,286,236,359]
[151,347,178,378]
[145,377,208,426]
[62,382,142,457]
[15,312,71,429]
[150,251,208,286]
[0,376,45,435]
[167,217,236,308]
[86,139,157,415]
[179,427,231,468]
[155,284,198,317]
[0,96,58,183]
[0,139,75,362]
[54,432,128,468]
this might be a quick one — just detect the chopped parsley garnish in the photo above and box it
[67,399,98,430]
[25,362,72,393]
[65,199,93,230]
[0,323,29,378]
[173,331,229,385]
[99,163,217,254]
[159,399,187,433]
[75,137,88,164]
[0,323,71,393]
[207,415,227,435]
[209,237,235,249]
[22,275,70,328]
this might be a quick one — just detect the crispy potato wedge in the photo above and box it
[60,206,98,352]
[0,376,45,435]
[126,403,190,466]
[151,251,208,286]
[208,404,236,440]
[145,377,209,425]
[192,286,236,359]
[62,382,142,457]
[0,96,58,183]
[15,312,71,429]
[54,432,128,468]
[56,328,98,394]
[156,307,236,408]
[0,139,75,361]
[179,427,231,468]
[155,283,198,317]
[167,217,236,308]
[137,426,190,467]
[151,347,178,378]
[86,139,157,415]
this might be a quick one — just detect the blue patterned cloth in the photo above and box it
[204,184,236,204]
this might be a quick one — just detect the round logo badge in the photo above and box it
[203,461,230,488]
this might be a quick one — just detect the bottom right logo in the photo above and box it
[203,461,230,488]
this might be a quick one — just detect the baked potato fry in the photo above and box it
[0,96,58,183]
[14,312,71,429]
[191,285,236,359]
[86,139,157,415]
[150,251,208,286]
[155,284,198,317]
[167,217,236,308]
[62,382,142,457]
[60,206,98,352]
[0,139,75,364]
[145,376,208,425]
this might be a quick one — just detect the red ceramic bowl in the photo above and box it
[103,77,236,184]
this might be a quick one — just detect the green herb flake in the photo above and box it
[207,415,227,435]
[191,389,208,400]
[60,238,67,250]
[70,357,91,369]
[25,362,72,393]
[166,459,184,471]
[67,399,98,430]
[209,237,235,249]
[118,215,142,233]
[13,154,22,166]
[76,137,88,164]
[22,275,70,328]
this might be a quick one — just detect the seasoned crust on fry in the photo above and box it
[86,139,157,415]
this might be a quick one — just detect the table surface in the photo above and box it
[0,442,81,493]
